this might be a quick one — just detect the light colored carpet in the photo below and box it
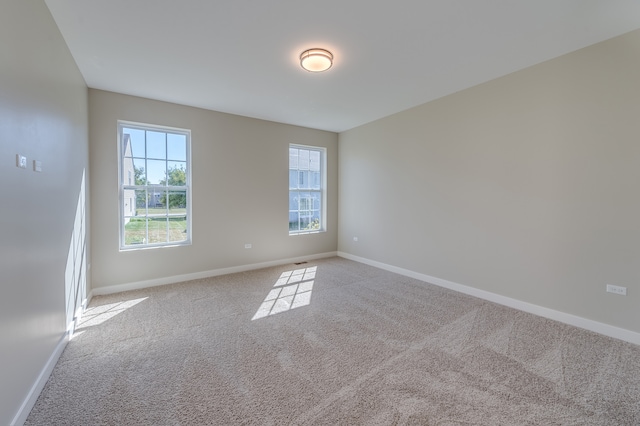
[26,257,640,425]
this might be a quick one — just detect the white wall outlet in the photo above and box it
[244,243,252,249]
[353,237,358,242]
[33,160,42,172]
[16,154,27,169]
[606,284,627,296]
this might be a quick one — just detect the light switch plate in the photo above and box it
[33,160,42,172]
[16,154,27,169]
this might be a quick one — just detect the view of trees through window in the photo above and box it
[120,122,190,249]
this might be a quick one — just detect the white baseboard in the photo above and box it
[337,251,640,346]
[91,251,338,296]
[11,333,69,426]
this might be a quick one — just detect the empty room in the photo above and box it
[2,0,640,424]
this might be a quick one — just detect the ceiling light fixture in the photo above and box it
[300,48,333,72]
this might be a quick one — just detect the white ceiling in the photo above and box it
[45,0,640,133]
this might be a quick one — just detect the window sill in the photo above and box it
[119,241,191,252]
[289,229,325,236]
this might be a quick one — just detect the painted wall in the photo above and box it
[0,1,89,424]
[89,90,338,290]
[339,30,640,334]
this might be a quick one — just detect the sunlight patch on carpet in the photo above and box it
[252,267,316,320]
[75,297,148,332]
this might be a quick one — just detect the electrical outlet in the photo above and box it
[606,284,627,296]
[353,237,358,242]
[244,243,252,249]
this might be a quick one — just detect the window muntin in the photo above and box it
[289,145,325,234]
[119,121,191,250]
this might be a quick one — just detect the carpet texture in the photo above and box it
[26,257,640,425]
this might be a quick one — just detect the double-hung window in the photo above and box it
[289,144,325,234]
[119,121,191,250]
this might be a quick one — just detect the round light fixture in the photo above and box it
[300,48,333,72]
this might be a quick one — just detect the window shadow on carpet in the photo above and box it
[252,266,316,320]
[71,297,148,339]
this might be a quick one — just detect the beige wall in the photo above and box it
[339,30,640,333]
[89,90,338,290]
[0,1,89,424]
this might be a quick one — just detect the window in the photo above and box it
[289,144,325,234]
[118,121,191,249]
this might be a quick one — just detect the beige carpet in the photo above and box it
[26,257,640,425]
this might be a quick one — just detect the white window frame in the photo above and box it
[118,121,192,250]
[289,144,326,235]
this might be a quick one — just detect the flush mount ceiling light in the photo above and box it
[300,48,333,72]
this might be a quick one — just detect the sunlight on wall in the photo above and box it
[65,170,87,335]
[252,266,316,320]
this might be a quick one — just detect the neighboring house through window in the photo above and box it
[289,144,325,234]
[119,121,191,249]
